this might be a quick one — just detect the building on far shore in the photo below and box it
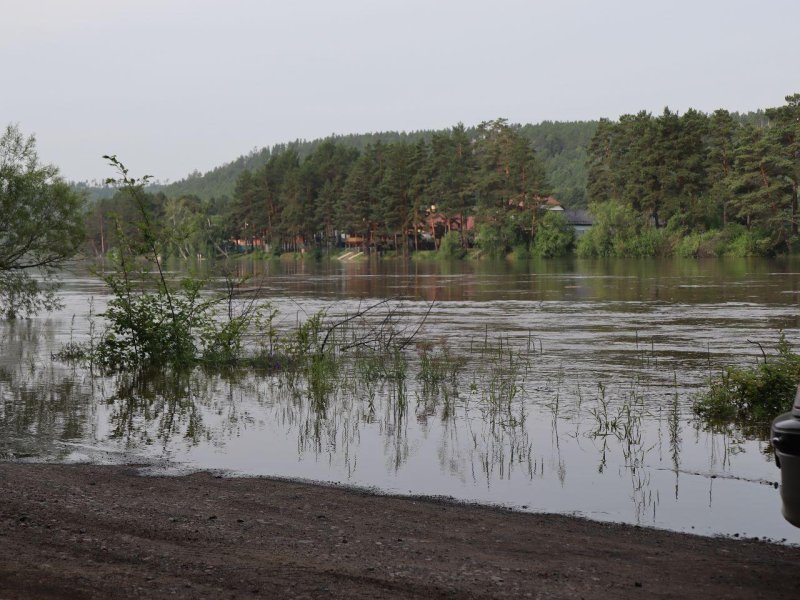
[561,208,594,237]
[539,197,593,237]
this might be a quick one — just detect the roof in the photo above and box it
[541,196,562,207]
[562,209,594,226]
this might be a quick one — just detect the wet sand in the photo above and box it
[0,462,796,599]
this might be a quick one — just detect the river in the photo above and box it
[1,256,799,541]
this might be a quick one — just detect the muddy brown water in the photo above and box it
[2,256,799,542]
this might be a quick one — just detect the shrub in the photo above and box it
[510,243,532,261]
[722,227,773,257]
[675,232,702,258]
[80,157,266,371]
[533,211,575,258]
[694,333,800,426]
[475,223,506,258]
[438,231,466,260]
[621,228,673,257]
[576,200,640,257]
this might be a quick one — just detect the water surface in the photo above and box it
[1,257,799,541]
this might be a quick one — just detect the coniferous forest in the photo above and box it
[79,94,799,260]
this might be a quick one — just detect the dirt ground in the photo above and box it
[0,463,798,599]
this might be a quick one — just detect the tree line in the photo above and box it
[86,119,581,259]
[75,121,596,208]
[582,95,799,257]
[78,94,800,261]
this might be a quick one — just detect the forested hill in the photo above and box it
[158,129,438,204]
[160,121,598,207]
[71,111,769,208]
[72,121,599,208]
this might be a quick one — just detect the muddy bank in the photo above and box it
[0,463,796,599]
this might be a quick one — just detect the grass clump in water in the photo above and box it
[694,333,800,425]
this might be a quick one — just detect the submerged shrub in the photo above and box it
[71,157,268,371]
[722,227,773,257]
[438,231,466,260]
[533,211,574,258]
[694,333,800,425]
[675,231,721,258]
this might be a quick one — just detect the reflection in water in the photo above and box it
[0,341,780,536]
[1,256,799,541]
[0,322,95,460]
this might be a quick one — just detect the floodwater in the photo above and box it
[2,256,800,542]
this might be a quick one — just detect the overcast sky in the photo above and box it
[2,0,798,183]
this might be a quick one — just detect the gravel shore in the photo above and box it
[0,463,796,599]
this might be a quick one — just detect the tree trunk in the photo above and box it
[413,208,420,252]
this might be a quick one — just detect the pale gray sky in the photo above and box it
[2,0,798,182]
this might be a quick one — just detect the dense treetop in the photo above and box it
[583,95,799,256]
[75,121,596,208]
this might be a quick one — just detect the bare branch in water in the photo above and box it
[747,339,767,363]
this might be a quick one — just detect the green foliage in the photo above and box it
[625,228,672,258]
[437,231,466,260]
[675,231,719,258]
[87,158,264,371]
[586,95,800,255]
[576,201,675,258]
[674,225,773,258]
[723,228,773,257]
[98,277,201,369]
[0,125,85,318]
[694,334,800,425]
[576,201,642,257]
[475,223,506,258]
[533,211,575,257]
[510,243,532,261]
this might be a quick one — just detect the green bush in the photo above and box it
[533,211,575,258]
[510,243,532,261]
[694,333,800,425]
[78,157,267,371]
[576,201,681,258]
[722,227,773,257]
[576,200,641,257]
[621,228,672,257]
[475,223,506,258]
[675,232,709,258]
[438,231,466,260]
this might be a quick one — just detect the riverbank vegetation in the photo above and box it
[86,119,557,260]
[0,125,85,319]
[64,157,433,380]
[585,95,800,257]
[75,94,799,262]
[694,334,800,428]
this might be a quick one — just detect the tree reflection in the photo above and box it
[0,364,95,459]
[1,315,783,531]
